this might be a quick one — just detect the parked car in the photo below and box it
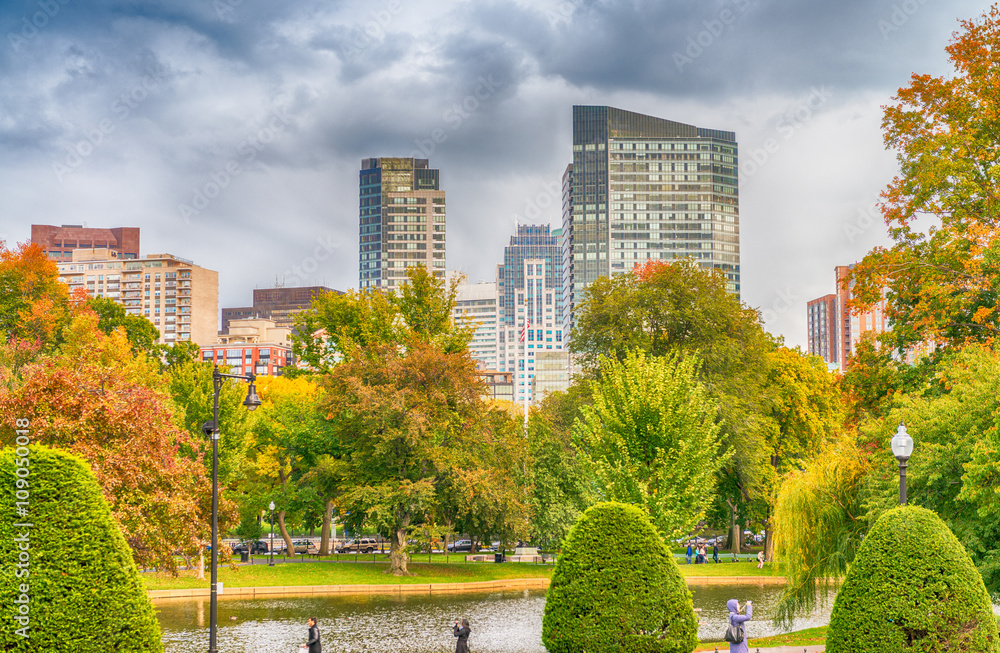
[338,538,379,554]
[289,539,318,554]
[447,539,473,553]
[232,540,269,554]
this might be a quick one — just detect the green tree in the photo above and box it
[444,408,533,551]
[772,435,870,625]
[571,259,777,552]
[575,351,726,540]
[864,345,1000,595]
[826,506,998,652]
[324,340,511,574]
[0,446,163,652]
[84,297,160,354]
[166,359,255,494]
[525,410,595,549]
[249,375,333,556]
[775,344,1000,618]
[292,265,470,373]
[542,502,698,653]
[759,347,844,560]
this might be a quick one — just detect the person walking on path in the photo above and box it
[757,550,765,569]
[300,617,321,653]
[726,599,752,653]
[686,543,693,564]
[713,543,719,563]
[453,618,471,653]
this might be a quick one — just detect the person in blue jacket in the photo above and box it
[686,543,693,564]
[726,598,752,653]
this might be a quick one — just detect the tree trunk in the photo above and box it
[763,502,774,563]
[278,511,295,558]
[196,550,205,580]
[727,501,742,555]
[320,500,333,555]
[387,517,411,576]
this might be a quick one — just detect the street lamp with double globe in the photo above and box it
[202,365,261,653]
[890,422,914,506]
[268,501,275,567]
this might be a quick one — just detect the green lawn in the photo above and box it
[695,625,827,650]
[678,561,781,577]
[142,560,555,591]
[143,555,784,591]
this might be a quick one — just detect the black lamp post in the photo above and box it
[890,422,913,506]
[202,365,260,653]
[268,501,275,567]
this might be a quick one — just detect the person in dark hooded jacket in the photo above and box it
[726,599,752,653]
[453,618,471,653]
[300,617,320,653]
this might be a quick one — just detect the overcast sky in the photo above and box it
[0,0,991,349]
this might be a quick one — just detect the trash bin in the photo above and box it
[240,551,250,562]
[494,552,504,563]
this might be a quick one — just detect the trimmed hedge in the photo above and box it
[542,502,698,653]
[0,445,162,652]
[827,505,998,653]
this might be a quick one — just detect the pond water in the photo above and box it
[155,582,838,653]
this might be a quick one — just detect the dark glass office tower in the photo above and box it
[359,157,445,290]
[562,106,740,336]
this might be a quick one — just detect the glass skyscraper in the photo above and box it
[562,106,740,335]
[359,157,446,290]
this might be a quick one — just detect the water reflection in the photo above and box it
[689,583,835,641]
[157,590,547,653]
[156,584,835,652]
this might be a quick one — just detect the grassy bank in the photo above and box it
[142,560,554,591]
[694,625,828,651]
[143,556,782,591]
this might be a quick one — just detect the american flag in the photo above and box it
[520,317,530,342]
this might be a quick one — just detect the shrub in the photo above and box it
[542,502,698,653]
[0,445,163,652]
[827,505,998,652]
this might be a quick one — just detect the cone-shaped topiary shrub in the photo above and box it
[542,501,698,653]
[0,445,163,652]
[827,505,998,652]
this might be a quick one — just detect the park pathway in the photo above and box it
[700,647,825,653]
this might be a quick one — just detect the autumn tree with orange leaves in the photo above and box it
[0,241,73,355]
[0,314,217,571]
[851,5,1000,354]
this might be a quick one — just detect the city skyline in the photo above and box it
[0,0,992,349]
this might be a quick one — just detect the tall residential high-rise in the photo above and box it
[496,224,564,405]
[31,224,140,260]
[807,294,838,366]
[446,271,499,370]
[359,157,446,290]
[56,249,218,346]
[562,106,740,337]
[806,264,890,370]
[835,264,888,365]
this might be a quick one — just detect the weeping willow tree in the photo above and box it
[771,435,870,626]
